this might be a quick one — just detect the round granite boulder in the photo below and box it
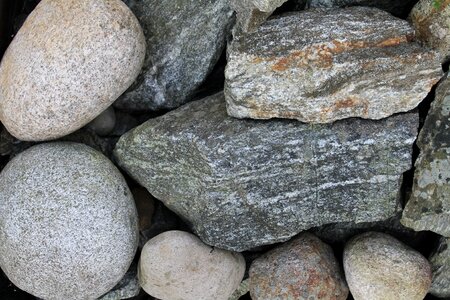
[0,0,145,141]
[0,142,138,300]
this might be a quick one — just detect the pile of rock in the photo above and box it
[0,0,449,299]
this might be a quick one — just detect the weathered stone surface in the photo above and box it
[401,73,450,237]
[344,232,432,300]
[138,231,245,300]
[99,262,140,300]
[114,92,418,251]
[249,233,348,300]
[231,0,288,32]
[225,7,442,124]
[0,0,146,141]
[429,237,450,298]
[228,279,250,300]
[114,0,233,111]
[86,106,116,137]
[411,0,450,63]
[0,142,138,300]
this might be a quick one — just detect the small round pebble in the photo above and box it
[343,231,431,300]
[249,233,349,300]
[0,0,145,141]
[138,230,245,300]
[0,142,138,300]
[86,106,117,136]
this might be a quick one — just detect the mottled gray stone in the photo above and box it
[429,237,450,298]
[0,142,138,300]
[86,106,116,137]
[225,7,442,124]
[0,0,146,141]
[401,73,450,237]
[99,262,140,300]
[228,279,249,300]
[114,0,234,111]
[114,92,418,251]
[411,0,450,63]
[231,0,288,32]
[344,232,432,300]
[249,233,348,300]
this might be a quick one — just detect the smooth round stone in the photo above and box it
[0,0,145,141]
[86,106,116,136]
[249,233,349,300]
[138,231,245,300]
[0,142,139,300]
[344,232,431,300]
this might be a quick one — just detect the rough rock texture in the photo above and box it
[138,231,245,300]
[344,232,432,300]
[99,262,140,300]
[429,237,450,298]
[401,73,450,237]
[306,0,418,18]
[0,0,146,141]
[228,279,250,300]
[114,0,233,111]
[0,142,138,300]
[86,106,116,137]
[231,0,288,32]
[411,0,450,63]
[249,233,348,300]
[225,7,442,124]
[114,92,419,251]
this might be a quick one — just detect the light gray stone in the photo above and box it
[114,92,418,251]
[138,231,245,300]
[429,237,450,298]
[401,72,450,237]
[225,7,442,124]
[114,0,234,111]
[86,106,116,137]
[231,0,288,32]
[0,0,146,141]
[344,232,432,300]
[0,142,138,300]
[249,233,348,300]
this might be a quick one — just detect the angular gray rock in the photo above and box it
[0,142,138,300]
[230,0,288,32]
[225,7,442,124]
[99,262,140,300]
[114,0,234,111]
[429,237,450,298]
[401,73,450,237]
[114,92,418,251]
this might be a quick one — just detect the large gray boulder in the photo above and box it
[429,237,450,298]
[114,92,418,251]
[225,7,442,124]
[114,0,234,111]
[0,142,138,300]
[401,73,450,237]
[230,0,288,32]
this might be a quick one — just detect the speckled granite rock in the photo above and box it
[0,142,138,300]
[401,73,450,237]
[114,0,233,111]
[114,92,418,251]
[99,262,140,300]
[231,0,288,32]
[139,231,245,300]
[0,0,145,141]
[411,0,450,63]
[429,237,450,298]
[344,232,432,300]
[249,233,348,300]
[225,7,442,123]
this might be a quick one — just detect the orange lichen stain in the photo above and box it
[376,37,408,47]
[334,98,357,109]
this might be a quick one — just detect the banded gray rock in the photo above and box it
[114,93,418,251]
[429,237,450,298]
[230,0,288,32]
[115,0,234,111]
[225,7,442,124]
[401,73,450,237]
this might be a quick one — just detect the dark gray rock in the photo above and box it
[429,237,450,298]
[114,92,419,251]
[99,262,140,300]
[401,73,450,237]
[115,0,234,111]
[225,7,442,124]
[230,0,288,32]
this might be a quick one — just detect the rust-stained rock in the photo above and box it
[249,233,349,300]
[230,0,288,32]
[225,7,442,124]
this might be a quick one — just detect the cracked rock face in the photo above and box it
[401,73,450,237]
[114,92,418,251]
[225,7,442,124]
[429,237,450,298]
[114,0,234,111]
[411,0,450,63]
[230,0,288,32]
